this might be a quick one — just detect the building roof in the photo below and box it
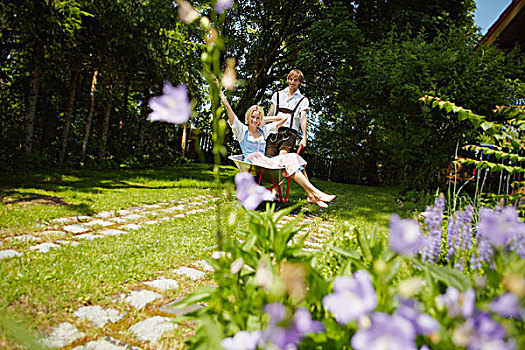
[481,0,525,52]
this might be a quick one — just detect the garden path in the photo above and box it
[1,197,335,349]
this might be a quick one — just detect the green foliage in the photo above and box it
[420,96,525,209]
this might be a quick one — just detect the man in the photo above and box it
[265,69,309,156]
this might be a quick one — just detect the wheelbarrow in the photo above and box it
[228,146,303,203]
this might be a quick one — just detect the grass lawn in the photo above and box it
[0,164,418,349]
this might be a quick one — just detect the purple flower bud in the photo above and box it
[264,302,286,324]
[420,195,445,264]
[351,312,417,350]
[215,0,233,14]
[490,293,524,319]
[148,82,191,124]
[395,298,439,335]
[221,330,261,350]
[477,206,524,248]
[389,214,424,256]
[261,304,323,350]
[439,287,476,319]
[323,271,377,325]
[235,172,274,210]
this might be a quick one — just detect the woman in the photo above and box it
[218,86,335,208]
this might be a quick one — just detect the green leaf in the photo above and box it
[169,286,216,310]
[426,265,472,291]
[328,245,362,260]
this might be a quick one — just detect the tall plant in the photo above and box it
[420,96,525,213]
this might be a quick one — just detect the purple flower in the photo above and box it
[477,206,524,247]
[419,195,445,264]
[261,303,324,350]
[389,214,423,256]
[351,312,417,350]
[235,172,274,210]
[323,271,377,325]
[490,293,524,319]
[293,308,324,335]
[221,330,261,350]
[466,312,509,350]
[264,302,286,324]
[439,287,475,319]
[215,0,233,14]
[394,298,439,335]
[148,82,191,124]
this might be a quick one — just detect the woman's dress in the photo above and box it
[229,114,307,177]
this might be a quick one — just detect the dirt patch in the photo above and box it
[3,194,72,207]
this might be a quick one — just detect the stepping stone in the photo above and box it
[0,250,23,259]
[57,240,80,247]
[121,214,144,220]
[142,220,161,225]
[40,230,69,238]
[318,227,331,234]
[128,316,177,343]
[304,241,324,249]
[29,242,60,253]
[95,211,114,218]
[122,290,161,310]
[303,248,320,252]
[73,337,141,350]
[7,235,40,242]
[100,229,127,236]
[52,217,75,223]
[143,278,179,291]
[63,224,90,234]
[84,220,114,227]
[143,204,162,209]
[211,251,227,259]
[110,218,128,224]
[73,306,124,327]
[43,322,85,348]
[159,208,177,213]
[173,267,206,281]
[128,206,146,211]
[193,260,215,272]
[172,213,185,218]
[74,233,103,241]
[159,298,204,316]
[76,216,92,221]
[117,210,133,215]
[120,224,142,231]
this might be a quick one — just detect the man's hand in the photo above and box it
[300,137,307,148]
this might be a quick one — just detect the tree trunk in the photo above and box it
[23,40,44,155]
[181,123,188,157]
[136,85,150,159]
[58,67,81,168]
[81,69,98,165]
[98,80,113,160]
[116,79,129,157]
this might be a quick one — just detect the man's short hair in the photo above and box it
[287,69,304,83]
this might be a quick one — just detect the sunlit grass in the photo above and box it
[0,165,418,348]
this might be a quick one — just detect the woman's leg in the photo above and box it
[298,170,336,202]
[291,171,335,207]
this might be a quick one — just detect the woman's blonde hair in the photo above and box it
[244,105,265,126]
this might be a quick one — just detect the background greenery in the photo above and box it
[2,0,523,191]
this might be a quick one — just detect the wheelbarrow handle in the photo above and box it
[296,145,303,154]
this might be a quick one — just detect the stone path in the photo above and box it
[1,196,336,349]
